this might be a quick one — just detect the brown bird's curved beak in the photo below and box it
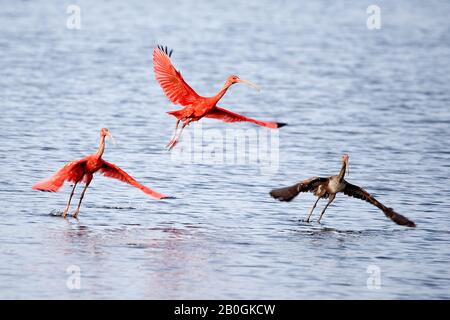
[237,79,260,91]
[345,156,349,176]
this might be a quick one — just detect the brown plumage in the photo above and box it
[269,154,416,227]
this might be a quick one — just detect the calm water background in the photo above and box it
[1,0,450,299]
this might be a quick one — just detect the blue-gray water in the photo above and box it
[1,0,450,299]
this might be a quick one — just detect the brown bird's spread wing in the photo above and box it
[205,106,286,129]
[343,182,416,227]
[153,45,200,107]
[32,157,88,192]
[269,177,329,202]
[99,161,168,199]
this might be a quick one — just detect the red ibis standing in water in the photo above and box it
[153,45,286,150]
[32,128,169,218]
[269,154,416,227]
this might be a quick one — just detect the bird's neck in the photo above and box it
[95,135,106,158]
[212,82,231,104]
[337,161,347,183]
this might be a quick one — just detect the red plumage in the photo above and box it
[32,157,88,192]
[33,128,169,218]
[153,46,286,149]
[99,161,167,199]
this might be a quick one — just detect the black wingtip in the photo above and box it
[387,207,416,228]
[277,122,288,128]
[157,45,173,58]
[403,216,416,228]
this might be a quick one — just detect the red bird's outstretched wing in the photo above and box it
[32,157,88,192]
[153,45,200,107]
[99,161,168,199]
[205,106,287,129]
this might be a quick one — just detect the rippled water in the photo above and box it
[1,0,450,299]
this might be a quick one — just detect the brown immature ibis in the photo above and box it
[153,45,286,150]
[269,154,416,227]
[32,128,169,218]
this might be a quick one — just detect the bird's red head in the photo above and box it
[227,75,240,84]
[100,128,110,136]
[226,75,260,91]
[100,128,115,144]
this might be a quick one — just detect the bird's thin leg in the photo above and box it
[62,183,77,218]
[166,120,180,148]
[317,195,336,224]
[168,122,188,150]
[73,179,92,219]
[305,197,321,223]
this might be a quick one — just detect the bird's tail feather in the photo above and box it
[269,183,301,202]
[167,110,185,120]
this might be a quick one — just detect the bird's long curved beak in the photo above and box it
[107,132,116,145]
[346,158,350,176]
[237,79,260,91]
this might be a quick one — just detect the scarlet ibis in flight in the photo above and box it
[32,128,169,218]
[269,154,416,227]
[153,45,286,150]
